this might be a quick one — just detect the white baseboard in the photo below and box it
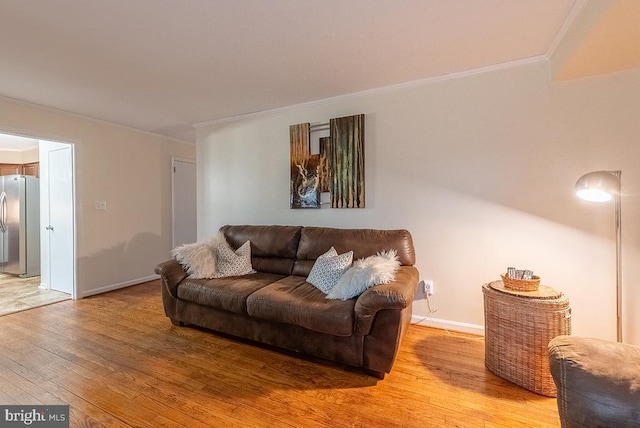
[411,315,485,336]
[81,274,160,298]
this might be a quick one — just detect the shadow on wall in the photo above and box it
[79,232,165,293]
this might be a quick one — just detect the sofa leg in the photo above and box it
[170,318,184,327]
[365,369,385,380]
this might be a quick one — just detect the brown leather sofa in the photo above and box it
[154,225,419,378]
[548,335,640,427]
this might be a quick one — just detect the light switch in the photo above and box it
[95,200,107,210]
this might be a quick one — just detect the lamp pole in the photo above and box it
[614,171,622,342]
[575,170,622,342]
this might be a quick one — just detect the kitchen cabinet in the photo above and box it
[22,162,39,177]
[0,163,22,176]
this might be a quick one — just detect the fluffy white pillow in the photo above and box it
[307,247,354,294]
[212,234,256,278]
[171,240,217,279]
[326,250,401,300]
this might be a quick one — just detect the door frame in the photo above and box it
[171,157,197,249]
[41,141,76,298]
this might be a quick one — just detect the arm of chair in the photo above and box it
[154,259,188,298]
[354,266,419,336]
[548,335,640,428]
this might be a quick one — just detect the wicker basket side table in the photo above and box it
[482,280,571,397]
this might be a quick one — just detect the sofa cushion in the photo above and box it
[548,336,640,427]
[221,225,302,275]
[177,272,285,314]
[293,227,415,276]
[246,275,355,336]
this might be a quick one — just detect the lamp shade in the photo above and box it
[575,171,620,202]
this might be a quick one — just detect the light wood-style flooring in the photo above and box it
[0,280,560,427]
[0,273,70,317]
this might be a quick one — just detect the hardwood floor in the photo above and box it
[0,280,560,427]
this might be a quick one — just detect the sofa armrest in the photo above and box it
[354,266,419,336]
[154,259,188,298]
[548,335,640,428]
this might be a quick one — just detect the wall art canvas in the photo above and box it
[290,114,365,209]
[318,136,331,193]
[290,123,320,208]
[329,114,365,208]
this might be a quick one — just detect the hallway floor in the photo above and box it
[0,273,70,316]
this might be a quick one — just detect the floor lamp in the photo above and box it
[575,170,622,342]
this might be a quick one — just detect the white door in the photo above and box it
[172,158,197,248]
[48,146,74,294]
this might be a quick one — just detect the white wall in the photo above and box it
[0,150,23,164]
[21,148,39,163]
[0,97,196,297]
[0,148,39,164]
[197,60,640,345]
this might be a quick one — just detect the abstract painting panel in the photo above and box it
[290,123,320,208]
[318,136,331,193]
[329,114,365,208]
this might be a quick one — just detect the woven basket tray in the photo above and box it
[500,274,540,291]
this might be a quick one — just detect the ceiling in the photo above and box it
[0,0,638,145]
[0,134,39,151]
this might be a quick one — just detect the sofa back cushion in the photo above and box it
[293,227,416,277]
[221,225,302,275]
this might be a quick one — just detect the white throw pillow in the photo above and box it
[307,247,354,294]
[171,240,217,279]
[326,250,401,300]
[212,235,256,278]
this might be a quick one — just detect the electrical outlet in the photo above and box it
[423,280,434,296]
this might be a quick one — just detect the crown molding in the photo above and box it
[0,95,195,146]
[194,55,549,129]
[546,0,587,58]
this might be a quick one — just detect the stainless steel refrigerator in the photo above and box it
[0,175,40,277]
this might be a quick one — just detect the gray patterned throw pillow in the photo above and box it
[212,236,256,278]
[306,247,354,294]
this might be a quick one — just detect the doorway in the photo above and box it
[0,132,75,314]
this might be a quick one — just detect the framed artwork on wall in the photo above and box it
[289,114,364,209]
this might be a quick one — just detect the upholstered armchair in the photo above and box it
[548,335,640,428]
